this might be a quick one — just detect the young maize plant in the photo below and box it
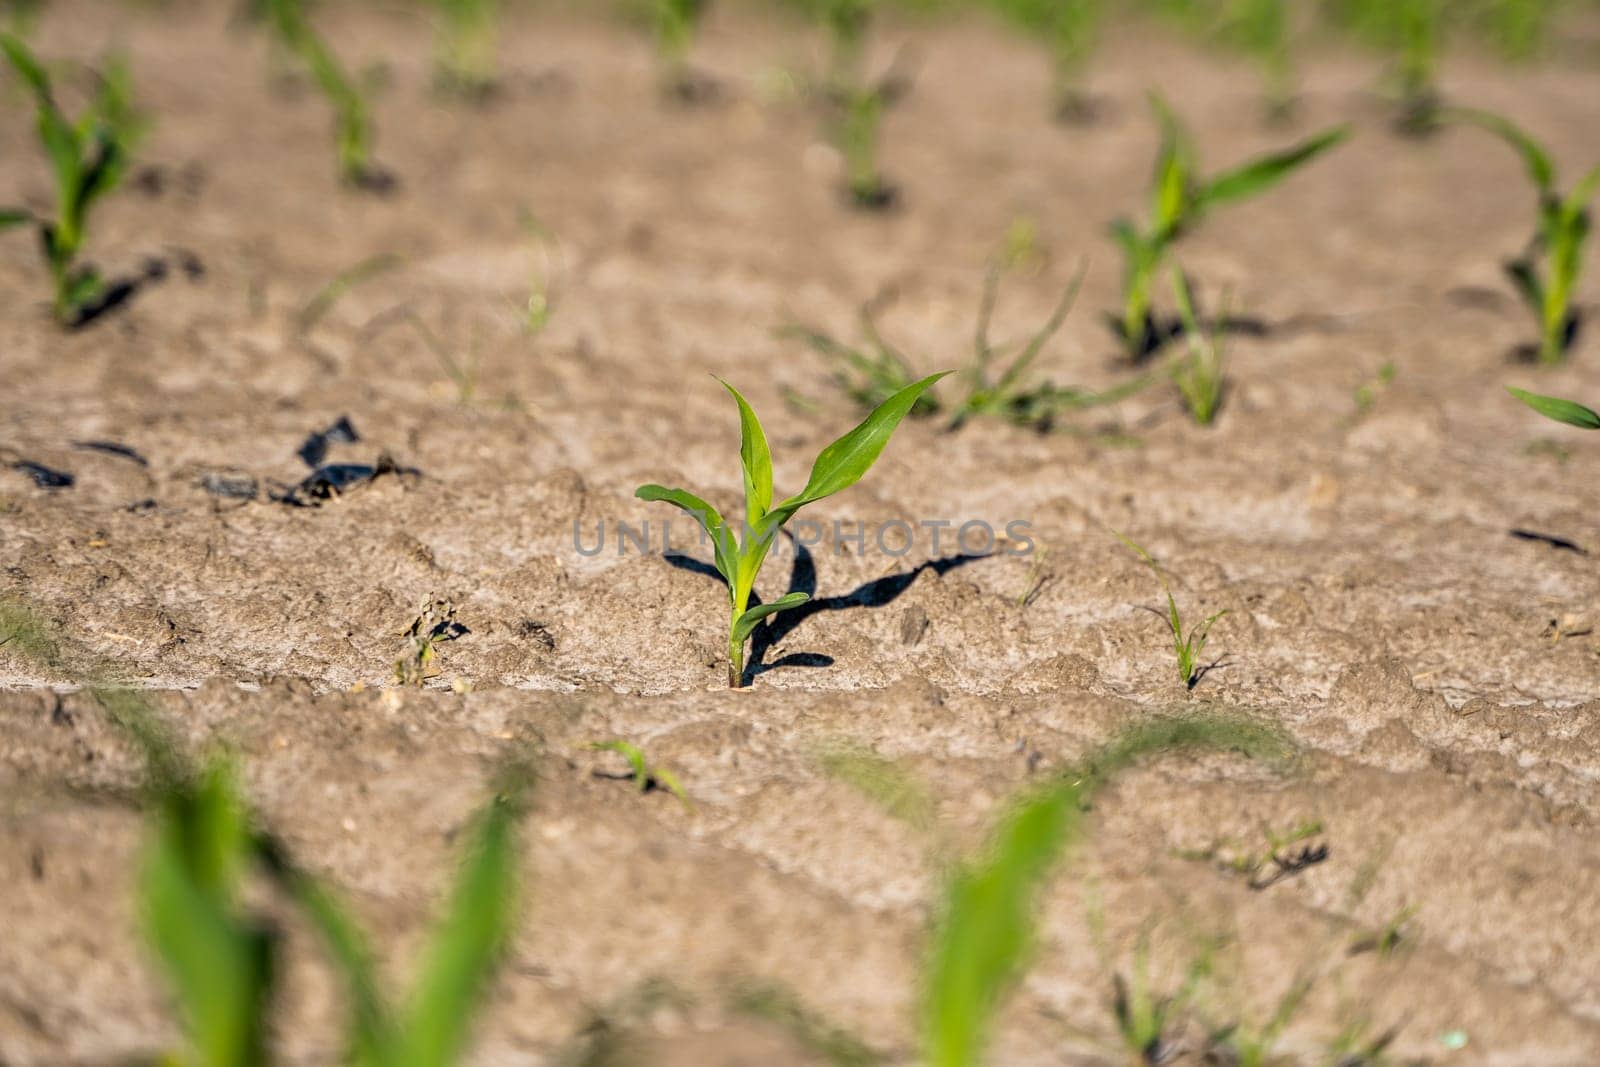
[262,0,384,187]
[1453,109,1599,364]
[989,0,1101,123]
[590,739,691,808]
[921,715,1289,1067]
[1508,387,1600,431]
[1169,267,1227,425]
[636,373,945,688]
[1480,0,1560,61]
[1328,0,1445,134]
[1111,96,1347,360]
[0,34,135,325]
[654,0,710,99]
[430,0,498,99]
[1114,531,1226,690]
[835,82,894,209]
[1216,0,1295,122]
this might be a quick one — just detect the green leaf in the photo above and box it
[0,207,31,232]
[732,591,811,644]
[400,788,522,1067]
[923,780,1082,1067]
[635,484,739,588]
[773,371,948,521]
[1448,108,1555,194]
[1564,163,1600,219]
[590,740,650,790]
[0,32,48,94]
[1507,386,1600,430]
[717,378,774,524]
[1199,124,1349,209]
[140,762,275,1067]
[1505,257,1545,313]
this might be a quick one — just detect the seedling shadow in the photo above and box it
[1509,310,1584,364]
[65,249,207,331]
[663,540,988,683]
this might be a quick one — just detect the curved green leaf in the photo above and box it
[1449,108,1554,194]
[717,377,773,524]
[635,484,738,586]
[1199,124,1349,209]
[775,371,948,520]
[1507,386,1600,430]
[732,591,810,644]
[0,208,31,231]
[1565,164,1600,218]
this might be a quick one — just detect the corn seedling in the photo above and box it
[395,598,465,686]
[988,0,1101,122]
[296,252,402,335]
[1508,386,1600,430]
[1114,531,1227,690]
[1328,0,1446,133]
[0,34,136,325]
[834,81,894,209]
[261,0,385,187]
[1478,0,1560,61]
[921,714,1290,1067]
[406,311,486,405]
[1170,267,1227,425]
[430,0,498,99]
[636,373,945,687]
[1348,904,1418,960]
[1110,96,1348,359]
[589,740,691,808]
[654,0,710,99]
[1216,0,1295,121]
[1452,110,1599,364]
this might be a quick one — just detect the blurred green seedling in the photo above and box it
[1352,360,1396,417]
[1114,530,1227,690]
[987,0,1101,122]
[1,34,137,325]
[654,0,710,99]
[835,81,894,209]
[636,372,945,687]
[1216,0,1295,121]
[142,738,527,1067]
[1508,386,1600,430]
[589,740,691,809]
[1478,0,1560,61]
[262,0,386,187]
[1106,932,1212,1064]
[1202,969,1316,1067]
[430,0,498,99]
[1453,109,1599,364]
[1327,0,1445,133]
[921,714,1291,1067]
[1111,96,1347,359]
[1170,267,1227,425]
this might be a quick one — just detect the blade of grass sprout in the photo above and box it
[1507,386,1600,429]
[990,261,1087,399]
[297,253,402,334]
[591,740,651,791]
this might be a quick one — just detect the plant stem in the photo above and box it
[727,630,745,689]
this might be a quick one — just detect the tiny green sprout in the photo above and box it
[1352,360,1396,416]
[1508,386,1600,430]
[1109,935,1211,1064]
[1216,0,1295,121]
[405,312,485,405]
[786,257,1152,432]
[1110,96,1348,359]
[1203,971,1316,1067]
[1349,904,1418,959]
[636,372,945,688]
[262,0,385,188]
[1328,0,1445,134]
[988,0,1101,123]
[0,34,136,325]
[1114,530,1227,690]
[654,0,710,99]
[429,0,498,100]
[589,740,691,808]
[1452,110,1599,364]
[395,598,463,687]
[1169,267,1227,426]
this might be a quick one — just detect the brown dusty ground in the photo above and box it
[4,2,1600,1064]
